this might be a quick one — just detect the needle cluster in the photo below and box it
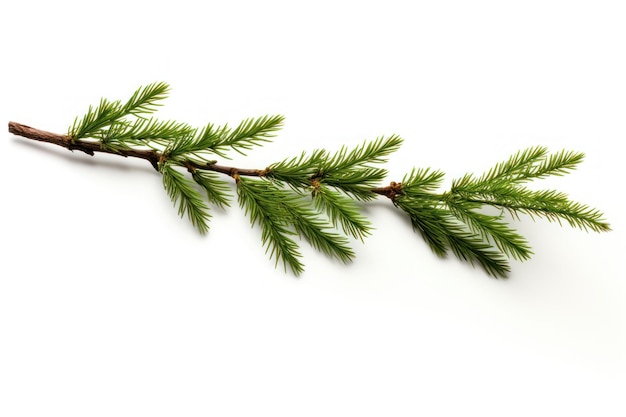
[10,82,611,277]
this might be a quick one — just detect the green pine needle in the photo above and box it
[207,115,285,159]
[282,197,355,264]
[100,117,194,151]
[453,147,586,191]
[166,114,284,161]
[321,134,404,173]
[445,225,511,278]
[237,178,305,275]
[69,81,170,138]
[161,163,211,234]
[237,178,358,274]
[401,168,446,194]
[268,135,402,201]
[394,197,511,277]
[446,199,533,261]
[267,149,327,187]
[191,170,232,209]
[121,81,170,117]
[313,185,372,240]
[219,114,285,155]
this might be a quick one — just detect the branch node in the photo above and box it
[184,161,196,174]
[311,177,322,191]
[373,181,403,200]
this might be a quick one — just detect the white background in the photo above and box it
[1,1,625,415]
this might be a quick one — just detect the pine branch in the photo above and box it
[8,82,612,278]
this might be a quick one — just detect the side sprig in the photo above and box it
[389,147,610,277]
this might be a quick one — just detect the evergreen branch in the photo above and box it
[9,83,612,278]
[161,163,211,234]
